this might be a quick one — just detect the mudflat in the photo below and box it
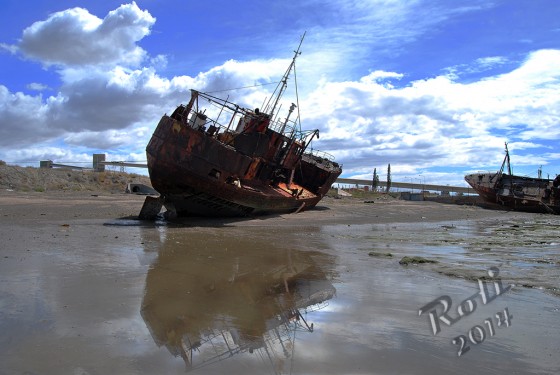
[0,191,558,374]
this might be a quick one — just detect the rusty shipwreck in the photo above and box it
[143,38,341,218]
[465,144,560,214]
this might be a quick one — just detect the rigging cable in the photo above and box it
[205,81,279,94]
[292,58,302,137]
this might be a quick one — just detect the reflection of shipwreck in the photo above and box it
[141,239,336,373]
[465,143,560,214]
[143,35,341,218]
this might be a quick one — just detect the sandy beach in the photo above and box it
[0,191,558,374]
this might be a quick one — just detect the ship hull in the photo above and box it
[146,115,341,217]
[465,172,559,214]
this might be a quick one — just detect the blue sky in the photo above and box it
[1,0,559,185]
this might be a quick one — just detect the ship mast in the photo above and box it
[498,143,513,176]
[263,32,306,121]
[496,142,514,192]
[505,143,512,176]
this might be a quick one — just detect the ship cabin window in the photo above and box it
[207,125,218,136]
[209,169,221,179]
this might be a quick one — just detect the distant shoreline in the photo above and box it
[0,164,151,194]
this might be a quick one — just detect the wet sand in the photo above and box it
[0,191,559,374]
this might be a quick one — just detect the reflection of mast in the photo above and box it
[170,278,335,373]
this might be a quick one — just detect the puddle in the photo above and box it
[3,208,559,374]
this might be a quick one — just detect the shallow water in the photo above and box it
[132,218,560,374]
[321,216,560,290]
[1,212,559,374]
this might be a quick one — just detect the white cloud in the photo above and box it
[26,82,49,91]
[63,126,149,151]
[445,56,510,78]
[4,146,92,165]
[299,0,493,79]
[0,85,60,147]
[474,56,509,69]
[361,71,404,84]
[0,42,18,54]
[302,48,560,181]
[17,2,155,67]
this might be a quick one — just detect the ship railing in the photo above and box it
[473,170,500,174]
[183,107,244,147]
[185,93,243,139]
[188,109,305,148]
[303,149,341,170]
[267,118,297,137]
[184,95,326,156]
[190,90,308,143]
[301,300,330,313]
[305,148,336,162]
[197,92,304,136]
